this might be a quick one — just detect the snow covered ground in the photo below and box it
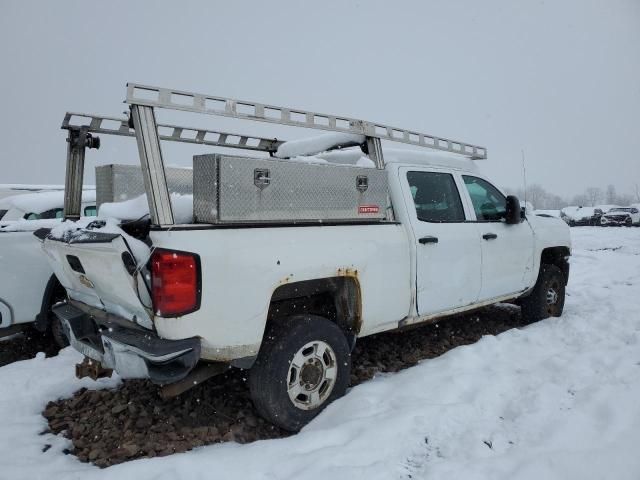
[1,227,639,480]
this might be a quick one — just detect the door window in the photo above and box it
[407,171,465,223]
[84,205,97,216]
[463,176,507,222]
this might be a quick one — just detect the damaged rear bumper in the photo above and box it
[52,303,200,385]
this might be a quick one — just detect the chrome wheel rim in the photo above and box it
[287,340,337,411]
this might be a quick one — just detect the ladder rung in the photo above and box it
[61,112,283,153]
[125,83,487,159]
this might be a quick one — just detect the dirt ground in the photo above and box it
[0,330,60,368]
[38,304,528,468]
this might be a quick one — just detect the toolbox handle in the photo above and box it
[254,168,271,189]
[356,175,369,192]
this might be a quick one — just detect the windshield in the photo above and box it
[611,208,632,212]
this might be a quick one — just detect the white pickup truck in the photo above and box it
[0,190,96,344]
[42,85,571,431]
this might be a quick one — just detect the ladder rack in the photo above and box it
[62,112,283,153]
[126,83,487,160]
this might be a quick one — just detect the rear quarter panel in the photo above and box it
[150,223,411,361]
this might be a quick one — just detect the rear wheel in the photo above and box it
[248,314,351,432]
[520,264,566,323]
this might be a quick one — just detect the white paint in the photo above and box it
[42,159,570,365]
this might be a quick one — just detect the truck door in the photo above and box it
[403,169,482,316]
[461,175,535,301]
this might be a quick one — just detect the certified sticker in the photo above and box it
[358,205,380,215]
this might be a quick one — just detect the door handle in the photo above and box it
[482,233,498,240]
[419,236,439,244]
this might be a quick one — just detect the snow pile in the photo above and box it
[275,133,365,158]
[49,217,151,267]
[5,190,96,214]
[99,193,194,224]
[0,218,61,232]
[1,228,640,479]
[560,206,599,221]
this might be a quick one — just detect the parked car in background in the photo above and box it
[600,207,640,227]
[0,190,96,225]
[560,206,603,226]
[594,204,620,215]
[0,190,96,345]
[0,183,66,202]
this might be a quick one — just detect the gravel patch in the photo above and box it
[43,304,527,468]
[0,330,60,368]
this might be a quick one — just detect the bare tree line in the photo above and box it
[505,183,640,210]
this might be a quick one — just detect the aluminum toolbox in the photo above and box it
[193,154,389,224]
[95,164,193,209]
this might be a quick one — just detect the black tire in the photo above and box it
[248,314,351,432]
[520,264,566,323]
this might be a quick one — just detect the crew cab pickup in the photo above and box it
[41,85,571,431]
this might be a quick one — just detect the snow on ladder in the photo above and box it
[125,83,487,160]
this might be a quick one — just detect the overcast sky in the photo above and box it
[1,0,638,198]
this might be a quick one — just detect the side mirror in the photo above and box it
[505,195,521,225]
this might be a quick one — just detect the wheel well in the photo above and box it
[268,276,362,342]
[540,247,570,284]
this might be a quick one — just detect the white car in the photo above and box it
[600,207,640,227]
[560,206,604,226]
[0,190,96,225]
[0,190,96,345]
[43,85,571,431]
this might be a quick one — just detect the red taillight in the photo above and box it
[151,249,200,317]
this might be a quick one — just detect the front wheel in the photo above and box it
[248,315,351,432]
[520,264,566,323]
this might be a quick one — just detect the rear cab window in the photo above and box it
[462,175,506,222]
[0,209,7,220]
[406,171,465,223]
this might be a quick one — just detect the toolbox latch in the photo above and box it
[356,175,369,192]
[254,168,271,189]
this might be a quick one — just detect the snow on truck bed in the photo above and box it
[1,227,640,480]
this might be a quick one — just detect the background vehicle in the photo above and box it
[0,190,96,225]
[560,206,603,226]
[0,190,96,345]
[43,84,571,431]
[600,207,640,226]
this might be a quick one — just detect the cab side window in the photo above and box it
[39,208,64,220]
[407,171,465,223]
[463,176,507,222]
[84,205,97,217]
